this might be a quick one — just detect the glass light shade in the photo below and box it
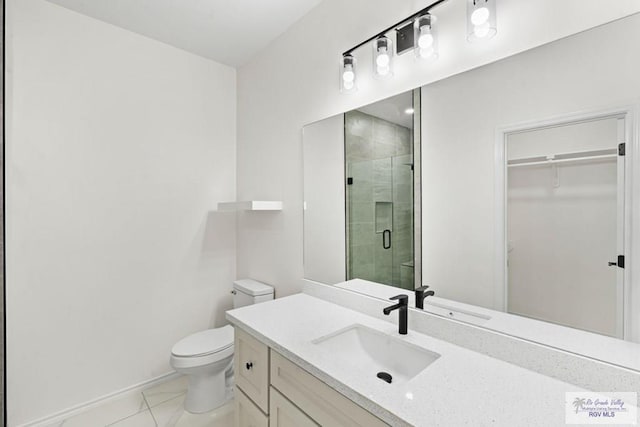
[373,36,394,78]
[467,0,497,42]
[414,14,438,60]
[340,54,357,93]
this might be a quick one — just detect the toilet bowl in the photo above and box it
[170,325,234,413]
[170,279,274,414]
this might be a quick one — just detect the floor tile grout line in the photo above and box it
[104,408,154,427]
[141,392,158,427]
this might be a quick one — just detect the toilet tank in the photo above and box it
[233,279,274,309]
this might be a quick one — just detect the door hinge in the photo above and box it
[347,177,353,185]
[619,143,626,156]
[618,255,625,269]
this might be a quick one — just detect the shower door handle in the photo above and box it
[383,229,391,250]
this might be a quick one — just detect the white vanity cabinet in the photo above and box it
[233,326,388,427]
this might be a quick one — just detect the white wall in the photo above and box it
[302,115,346,285]
[420,14,640,311]
[5,0,237,424]
[236,0,640,298]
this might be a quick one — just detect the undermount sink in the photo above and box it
[312,324,440,384]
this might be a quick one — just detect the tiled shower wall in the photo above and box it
[345,111,414,289]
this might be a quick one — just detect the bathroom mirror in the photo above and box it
[302,12,640,371]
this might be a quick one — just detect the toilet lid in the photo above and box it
[171,325,234,357]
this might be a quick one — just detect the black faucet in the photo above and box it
[415,286,435,309]
[383,294,408,335]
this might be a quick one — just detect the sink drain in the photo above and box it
[377,371,392,384]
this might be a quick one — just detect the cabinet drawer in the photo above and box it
[270,351,388,427]
[236,387,268,427]
[269,387,318,427]
[235,327,270,413]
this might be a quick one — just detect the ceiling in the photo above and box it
[358,91,414,129]
[46,0,322,67]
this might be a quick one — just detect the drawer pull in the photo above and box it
[246,362,254,370]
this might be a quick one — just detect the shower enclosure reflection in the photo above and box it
[302,90,421,290]
[345,108,415,289]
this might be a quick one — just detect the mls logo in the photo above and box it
[566,392,637,425]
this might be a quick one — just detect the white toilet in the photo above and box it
[170,279,274,413]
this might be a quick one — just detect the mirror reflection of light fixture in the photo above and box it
[467,0,497,42]
[373,36,393,78]
[340,54,357,93]
[414,14,438,60]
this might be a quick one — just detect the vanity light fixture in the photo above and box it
[467,0,497,42]
[340,53,357,93]
[405,108,415,114]
[339,0,498,92]
[414,13,438,60]
[373,36,394,78]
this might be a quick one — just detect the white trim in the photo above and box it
[494,104,638,341]
[627,104,640,343]
[616,117,626,339]
[18,371,180,427]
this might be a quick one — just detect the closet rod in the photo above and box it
[508,153,617,168]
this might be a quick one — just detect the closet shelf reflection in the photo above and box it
[508,148,618,168]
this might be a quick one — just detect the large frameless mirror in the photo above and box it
[302,12,640,372]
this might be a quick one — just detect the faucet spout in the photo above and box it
[383,294,408,335]
[383,303,402,315]
[415,285,435,309]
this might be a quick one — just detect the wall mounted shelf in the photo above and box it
[217,201,283,212]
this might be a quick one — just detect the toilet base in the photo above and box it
[184,369,227,414]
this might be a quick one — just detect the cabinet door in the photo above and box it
[270,387,317,427]
[235,327,270,413]
[270,351,388,426]
[235,387,268,427]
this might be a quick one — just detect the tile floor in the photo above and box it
[49,376,234,427]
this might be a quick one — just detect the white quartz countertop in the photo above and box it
[226,293,588,427]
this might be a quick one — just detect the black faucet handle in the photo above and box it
[415,285,430,292]
[390,294,408,305]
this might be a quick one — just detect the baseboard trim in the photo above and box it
[18,371,180,427]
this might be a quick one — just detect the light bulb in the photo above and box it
[467,0,497,42]
[471,6,490,26]
[418,30,434,49]
[340,54,357,92]
[405,108,414,115]
[342,67,355,83]
[373,36,393,78]
[414,14,438,61]
[376,52,390,67]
